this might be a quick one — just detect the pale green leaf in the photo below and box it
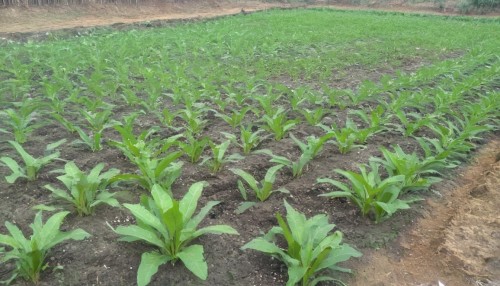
[114,225,164,249]
[180,182,204,222]
[137,251,171,286]
[177,244,207,280]
[192,225,239,239]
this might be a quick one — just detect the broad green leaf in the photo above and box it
[192,225,239,239]
[179,182,204,221]
[0,157,25,183]
[376,200,410,216]
[124,204,166,234]
[5,222,29,251]
[286,265,307,286]
[151,184,173,213]
[44,185,73,202]
[137,251,171,286]
[177,244,207,280]
[0,233,21,249]
[284,201,306,244]
[114,225,164,249]
[163,201,183,250]
[47,229,91,249]
[319,191,353,199]
[317,244,362,271]
[241,238,287,257]
[8,141,34,165]
[264,164,284,183]
[230,169,259,192]
[317,178,351,193]
[39,211,70,248]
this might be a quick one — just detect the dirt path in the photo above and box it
[0,1,295,34]
[1,0,498,35]
[349,139,500,286]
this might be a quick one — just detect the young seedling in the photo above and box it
[0,99,44,144]
[44,161,120,216]
[222,125,269,155]
[242,200,362,286]
[230,165,287,202]
[0,211,90,284]
[110,183,239,286]
[178,134,209,164]
[177,107,208,135]
[370,145,444,192]
[72,109,119,152]
[214,107,252,129]
[290,133,334,159]
[51,113,77,133]
[349,105,388,134]
[317,162,411,223]
[111,150,183,196]
[299,108,327,126]
[318,119,364,154]
[389,110,435,137]
[262,108,298,141]
[255,149,313,178]
[202,140,243,173]
[0,139,66,183]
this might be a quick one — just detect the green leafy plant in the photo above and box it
[0,139,66,183]
[177,134,209,164]
[299,108,327,126]
[349,105,388,135]
[222,125,269,155]
[242,200,362,286]
[110,183,239,286]
[389,110,435,137]
[370,145,444,192]
[111,150,183,196]
[73,126,103,152]
[230,165,287,202]
[290,133,333,159]
[0,99,44,144]
[262,108,298,141]
[256,149,313,178]
[109,123,181,165]
[202,140,243,173]
[177,108,208,135]
[44,161,120,216]
[214,107,252,129]
[71,109,119,152]
[318,162,411,222]
[318,119,364,154]
[51,113,77,134]
[0,211,90,284]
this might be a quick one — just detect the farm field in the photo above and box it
[0,8,499,286]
